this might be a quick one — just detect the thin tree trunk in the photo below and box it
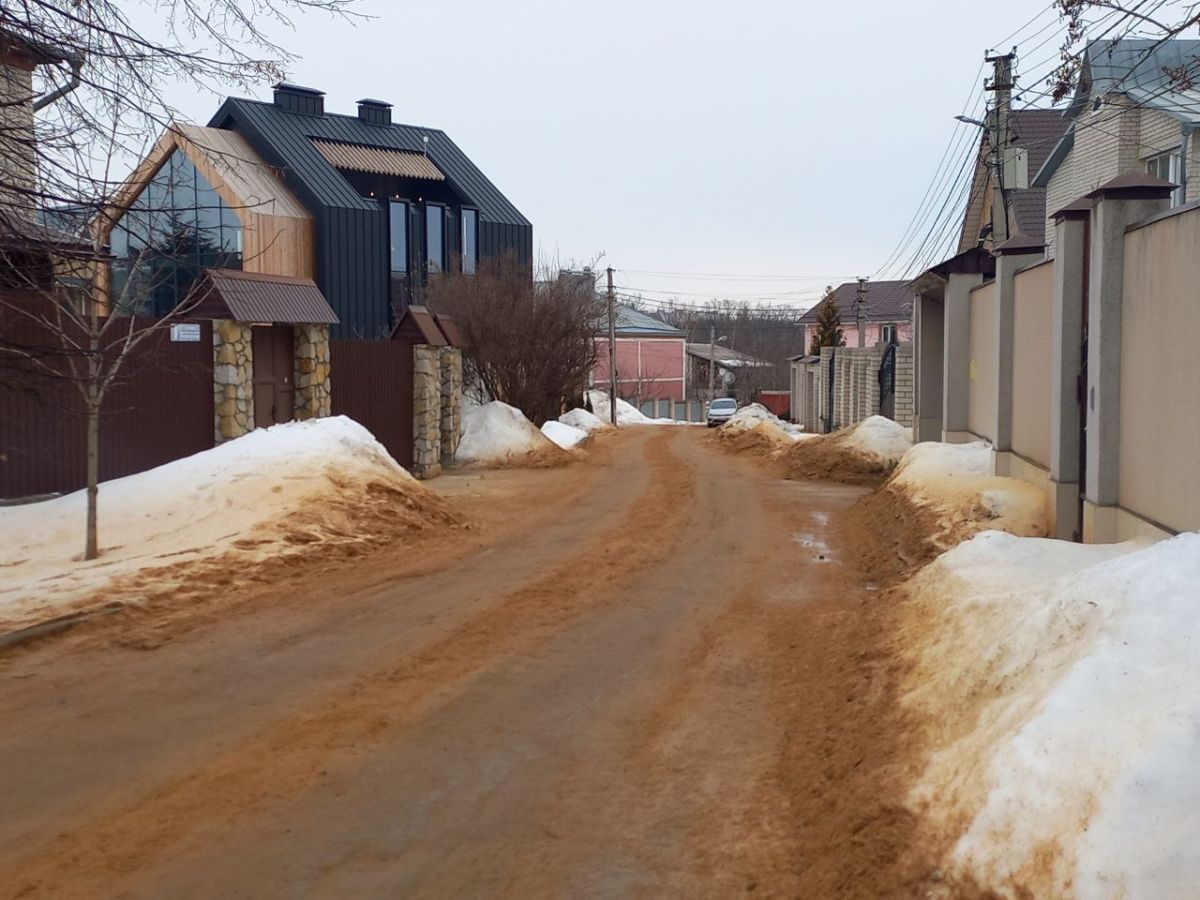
[85,335,101,561]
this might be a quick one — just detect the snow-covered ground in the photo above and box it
[456,401,564,466]
[903,529,1200,899]
[558,407,609,433]
[0,417,444,631]
[585,391,684,426]
[839,415,913,461]
[541,420,589,450]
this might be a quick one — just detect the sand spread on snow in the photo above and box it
[455,401,571,468]
[785,415,913,483]
[0,416,459,632]
[898,530,1200,899]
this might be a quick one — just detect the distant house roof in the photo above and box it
[612,304,685,336]
[189,268,338,324]
[685,343,771,368]
[798,280,913,326]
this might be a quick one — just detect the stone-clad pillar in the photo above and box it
[439,347,463,467]
[412,344,442,479]
[293,324,331,421]
[1081,174,1173,542]
[213,319,253,443]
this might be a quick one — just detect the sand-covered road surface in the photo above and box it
[0,426,949,899]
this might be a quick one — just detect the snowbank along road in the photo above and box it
[0,426,940,899]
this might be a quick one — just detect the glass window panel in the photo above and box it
[390,200,408,273]
[462,208,477,275]
[426,204,444,274]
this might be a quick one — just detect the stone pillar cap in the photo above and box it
[1052,197,1094,221]
[1086,171,1176,200]
[993,232,1045,255]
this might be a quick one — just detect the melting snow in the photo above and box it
[456,401,557,465]
[541,420,589,450]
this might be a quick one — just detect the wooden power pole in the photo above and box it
[985,48,1016,245]
[606,266,617,426]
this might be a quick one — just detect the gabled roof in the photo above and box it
[209,97,530,227]
[798,280,912,325]
[189,269,338,324]
[685,343,771,368]
[1066,39,1200,123]
[613,304,684,336]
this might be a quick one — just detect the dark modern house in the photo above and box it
[205,83,533,337]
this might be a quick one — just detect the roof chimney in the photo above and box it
[357,98,392,126]
[272,83,324,115]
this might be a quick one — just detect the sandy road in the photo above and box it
[0,426,930,899]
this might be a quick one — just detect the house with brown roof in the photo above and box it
[797,280,914,351]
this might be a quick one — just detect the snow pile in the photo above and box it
[0,417,458,631]
[586,391,680,426]
[455,401,569,467]
[719,402,806,438]
[541,420,589,450]
[901,530,1200,898]
[559,407,609,433]
[785,415,913,483]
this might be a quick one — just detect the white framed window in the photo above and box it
[880,324,898,346]
[1145,151,1183,206]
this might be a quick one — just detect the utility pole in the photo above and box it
[985,48,1016,245]
[707,322,716,404]
[606,266,617,426]
[855,277,868,347]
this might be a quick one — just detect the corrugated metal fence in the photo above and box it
[329,339,414,469]
[1,306,215,499]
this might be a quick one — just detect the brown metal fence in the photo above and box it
[329,338,414,469]
[1,304,214,499]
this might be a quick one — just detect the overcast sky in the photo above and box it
[148,0,1058,308]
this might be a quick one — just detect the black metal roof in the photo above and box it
[208,97,530,227]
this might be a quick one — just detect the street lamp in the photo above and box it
[955,115,986,127]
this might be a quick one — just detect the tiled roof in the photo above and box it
[189,268,339,324]
[1010,108,1070,175]
[798,280,913,325]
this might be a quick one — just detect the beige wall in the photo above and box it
[967,281,997,442]
[1119,205,1200,534]
[1011,260,1053,468]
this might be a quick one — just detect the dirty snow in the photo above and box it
[839,415,912,462]
[904,530,1200,898]
[559,407,609,433]
[541,420,589,450]
[720,403,807,438]
[456,401,558,465]
[0,417,420,631]
[890,440,1047,539]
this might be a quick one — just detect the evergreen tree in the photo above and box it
[808,288,845,354]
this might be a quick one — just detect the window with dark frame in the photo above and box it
[426,203,445,274]
[389,200,408,274]
[462,208,478,275]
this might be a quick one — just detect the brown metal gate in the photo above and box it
[0,306,215,499]
[329,339,414,469]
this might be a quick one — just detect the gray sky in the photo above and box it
[152,0,1057,308]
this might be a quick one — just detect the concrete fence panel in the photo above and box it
[968,281,998,442]
[1011,260,1054,469]
[1119,206,1200,533]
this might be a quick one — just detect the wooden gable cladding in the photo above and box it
[104,123,315,283]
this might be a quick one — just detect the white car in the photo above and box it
[706,397,738,427]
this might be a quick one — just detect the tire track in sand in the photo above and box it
[1,427,697,900]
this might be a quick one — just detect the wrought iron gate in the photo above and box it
[878,343,897,420]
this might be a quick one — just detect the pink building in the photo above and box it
[799,280,914,351]
[592,305,687,403]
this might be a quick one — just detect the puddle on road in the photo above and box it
[792,532,834,563]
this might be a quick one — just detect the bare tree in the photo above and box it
[425,256,606,426]
[0,0,358,559]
